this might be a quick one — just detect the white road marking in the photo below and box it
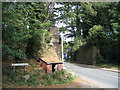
[64,62,118,88]
[98,72,118,79]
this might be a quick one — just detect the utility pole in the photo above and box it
[61,33,64,62]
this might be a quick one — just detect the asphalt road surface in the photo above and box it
[64,62,119,88]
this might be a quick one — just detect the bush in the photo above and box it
[41,69,76,86]
[86,25,119,64]
[96,53,104,64]
[3,66,76,87]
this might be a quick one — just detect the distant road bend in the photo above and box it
[64,62,119,88]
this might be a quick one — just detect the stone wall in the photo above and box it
[39,26,63,74]
[75,46,99,65]
[49,26,60,43]
[49,26,61,60]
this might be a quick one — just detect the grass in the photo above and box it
[3,67,39,87]
[65,60,119,70]
[41,70,76,86]
[2,60,76,87]
[95,63,120,70]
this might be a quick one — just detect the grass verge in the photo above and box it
[3,62,76,87]
[65,60,119,70]
[95,63,120,70]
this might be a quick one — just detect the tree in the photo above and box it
[2,2,53,60]
[54,2,120,64]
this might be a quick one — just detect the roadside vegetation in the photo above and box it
[58,2,120,66]
[95,63,120,70]
[65,59,120,70]
[3,59,76,87]
[2,2,77,88]
[2,2,119,87]
[2,2,53,60]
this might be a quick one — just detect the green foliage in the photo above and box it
[72,36,85,53]
[87,24,119,64]
[2,2,52,60]
[95,63,120,70]
[3,67,76,87]
[41,69,76,86]
[56,2,120,64]
[63,43,70,53]
[33,73,40,77]
[87,25,107,47]
[96,53,104,64]
[3,67,40,86]
[88,25,105,37]
[2,45,26,60]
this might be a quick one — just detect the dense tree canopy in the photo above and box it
[2,2,53,60]
[2,2,120,64]
[55,2,120,64]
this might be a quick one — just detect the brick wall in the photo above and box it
[57,64,63,71]
[46,64,52,74]
[40,60,63,74]
[40,60,43,66]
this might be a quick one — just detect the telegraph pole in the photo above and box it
[61,33,64,62]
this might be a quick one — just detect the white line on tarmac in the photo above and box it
[98,72,118,79]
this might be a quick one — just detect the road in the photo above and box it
[64,62,119,88]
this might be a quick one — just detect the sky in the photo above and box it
[54,3,74,42]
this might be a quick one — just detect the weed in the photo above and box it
[43,74,53,80]
[39,69,44,72]
[33,73,40,77]
[41,80,53,86]
[27,78,39,86]
[95,63,120,70]
[33,65,37,68]
[3,65,76,87]
[67,75,76,81]
[41,69,76,86]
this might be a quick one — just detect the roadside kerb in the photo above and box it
[70,63,120,73]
